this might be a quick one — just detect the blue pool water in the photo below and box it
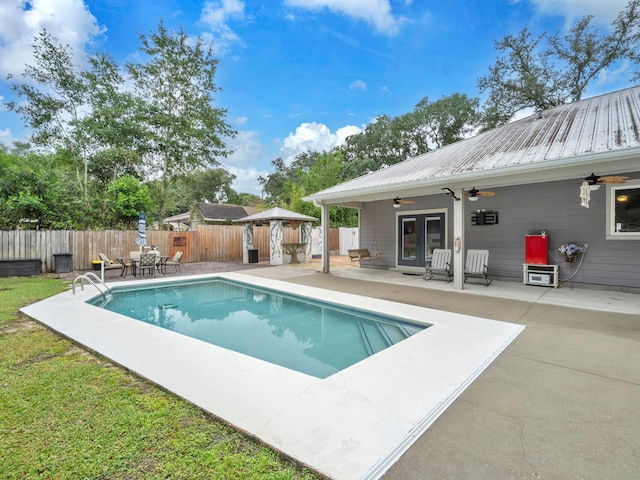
[92,279,428,379]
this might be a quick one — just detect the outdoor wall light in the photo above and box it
[441,187,460,201]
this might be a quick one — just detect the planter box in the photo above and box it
[0,259,42,277]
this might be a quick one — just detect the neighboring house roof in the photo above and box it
[194,203,257,222]
[235,207,318,224]
[306,86,640,205]
[164,212,191,223]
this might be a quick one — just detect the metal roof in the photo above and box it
[307,86,640,205]
[235,207,318,224]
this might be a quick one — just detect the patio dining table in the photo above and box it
[117,255,169,278]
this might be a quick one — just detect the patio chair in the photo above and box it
[165,251,183,273]
[156,255,169,275]
[98,253,124,275]
[116,257,133,278]
[424,248,452,282]
[464,249,491,286]
[137,253,156,278]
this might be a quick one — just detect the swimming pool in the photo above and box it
[22,271,524,480]
[92,279,427,379]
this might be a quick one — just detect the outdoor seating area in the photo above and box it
[112,249,182,279]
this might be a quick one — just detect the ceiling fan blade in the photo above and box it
[598,175,629,184]
[477,191,496,197]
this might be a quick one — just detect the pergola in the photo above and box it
[235,207,318,265]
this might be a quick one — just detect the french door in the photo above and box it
[397,213,446,268]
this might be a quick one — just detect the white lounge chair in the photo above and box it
[464,249,491,286]
[424,248,452,282]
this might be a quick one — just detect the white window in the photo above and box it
[606,181,640,240]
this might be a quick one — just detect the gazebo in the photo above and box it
[234,207,318,265]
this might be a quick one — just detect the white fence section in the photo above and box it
[338,227,360,255]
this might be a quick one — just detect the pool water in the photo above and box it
[93,279,427,378]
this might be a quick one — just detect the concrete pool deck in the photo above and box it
[33,260,640,478]
[246,262,640,479]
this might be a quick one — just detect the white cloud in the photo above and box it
[0,0,104,78]
[284,0,407,36]
[224,165,268,195]
[0,128,13,147]
[350,79,367,90]
[280,121,361,164]
[219,130,268,194]
[199,0,245,54]
[234,115,249,126]
[529,0,631,25]
[335,125,361,144]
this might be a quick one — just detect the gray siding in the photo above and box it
[360,175,640,289]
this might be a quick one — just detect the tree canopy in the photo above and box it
[478,0,640,127]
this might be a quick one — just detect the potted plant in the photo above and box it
[558,243,584,263]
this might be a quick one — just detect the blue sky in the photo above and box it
[0,0,635,195]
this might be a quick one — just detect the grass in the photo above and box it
[0,276,322,480]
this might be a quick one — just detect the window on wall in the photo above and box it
[606,181,640,239]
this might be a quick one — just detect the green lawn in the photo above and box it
[0,276,322,480]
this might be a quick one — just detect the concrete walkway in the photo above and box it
[66,259,640,479]
[243,262,640,479]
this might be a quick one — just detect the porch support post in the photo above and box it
[453,188,465,290]
[321,203,331,273]
[241,223,254,264]
[301,222,313,263]
[270,220,284,265]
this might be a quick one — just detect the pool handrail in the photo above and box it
[72,272,112,301]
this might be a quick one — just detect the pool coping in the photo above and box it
[21,272,525,480]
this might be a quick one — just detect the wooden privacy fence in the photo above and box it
[0,226,339,273]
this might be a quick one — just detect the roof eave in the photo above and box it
[306,147,640,205]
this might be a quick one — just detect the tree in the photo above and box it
[410,93,481,148]
[342,115,415,177]
[479,1,640,127]
[0,148,83,229]
[172,167,237,213]
[127,21,236,226]
[6,31,143,227]
[7,30,93,222]
[341,93,481,178]
[105,175,152,228]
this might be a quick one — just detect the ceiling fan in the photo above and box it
[466,187,496,202]
[393,197,415,208]
[584,173,629,191]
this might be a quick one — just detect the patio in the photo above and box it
[246,261,640,479]
[59,258,640,478]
